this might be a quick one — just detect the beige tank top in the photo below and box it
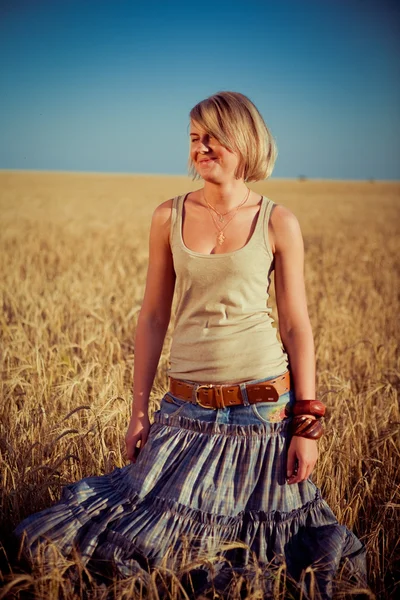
[168,192,289,383]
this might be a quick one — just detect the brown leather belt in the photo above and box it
[168,370,291,410]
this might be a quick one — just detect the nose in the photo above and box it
[193,140,208,153]
[193,135,211,154]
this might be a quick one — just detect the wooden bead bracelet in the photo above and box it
[284,399,326,419]
[290,415,324,440]
[284,400,326,440]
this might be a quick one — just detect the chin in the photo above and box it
[200,173,223,184]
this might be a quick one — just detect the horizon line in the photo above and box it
[0,168,399,184]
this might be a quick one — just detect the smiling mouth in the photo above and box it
[198,158,216,164]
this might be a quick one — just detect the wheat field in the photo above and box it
[0,171,399,599]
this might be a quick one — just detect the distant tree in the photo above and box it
[368,178,375,183]
[298,175,307,182]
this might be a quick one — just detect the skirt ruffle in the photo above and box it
[15,411,367,598]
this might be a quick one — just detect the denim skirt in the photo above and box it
[14,371,367,599]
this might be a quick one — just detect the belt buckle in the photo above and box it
[195,384,217,409]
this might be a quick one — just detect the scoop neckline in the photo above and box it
[178,192,266,258]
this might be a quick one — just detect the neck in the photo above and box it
[202,180,249,211]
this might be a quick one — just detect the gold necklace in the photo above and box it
[204,188,250,245]
[203,188,249,223]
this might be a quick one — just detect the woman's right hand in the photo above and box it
[125,411,151,463]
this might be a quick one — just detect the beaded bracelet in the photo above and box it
[290,415,324,440]
[284,400,326,440]
[285,399,326,419]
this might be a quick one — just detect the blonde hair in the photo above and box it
[188,91,277,182]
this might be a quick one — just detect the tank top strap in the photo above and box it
[169,194,182,248]
[261,196,276,259]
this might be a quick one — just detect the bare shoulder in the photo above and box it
[269,203,303,254]
[149,198,174,241]
[152,198,173,223]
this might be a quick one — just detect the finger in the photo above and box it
[307,463,315,479]
[305,463,315,481]
[301,466,310,481]
[126,445,138,463]
[286,450,296,479]
[132,440,143,462]
[295,462,308,483]
[289,461,307,484]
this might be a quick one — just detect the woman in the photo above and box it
[16,92,367,599]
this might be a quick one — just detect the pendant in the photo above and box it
[217,231,225,245]
[218,215,224,223]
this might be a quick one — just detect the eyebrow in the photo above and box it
[190,131,210,137]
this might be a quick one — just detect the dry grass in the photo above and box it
[0,171,399,599]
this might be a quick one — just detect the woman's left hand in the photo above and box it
[286,434,318,484]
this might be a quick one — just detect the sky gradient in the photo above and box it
[1,0,399,180]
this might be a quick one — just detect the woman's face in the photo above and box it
[189,120,241,183]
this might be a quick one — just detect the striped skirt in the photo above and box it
[14,385,367,599]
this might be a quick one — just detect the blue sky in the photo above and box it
[1,0,399,180]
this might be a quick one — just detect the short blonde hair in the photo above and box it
[188,91,277,182]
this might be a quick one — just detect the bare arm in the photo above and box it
[269,204,315,400]
[126,199,175,460]
[269,204,318,484]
